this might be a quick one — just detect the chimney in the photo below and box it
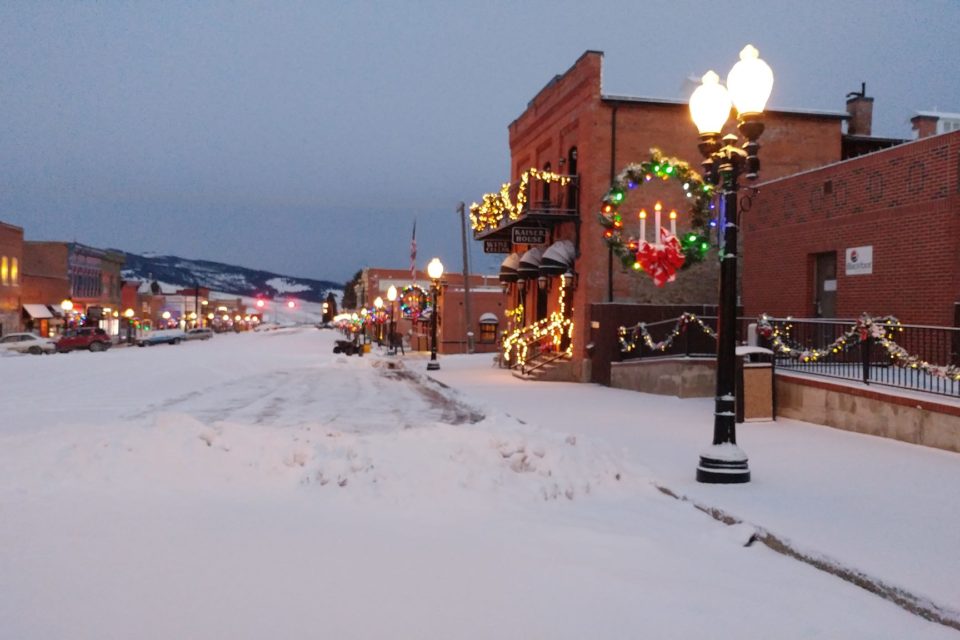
[910,113,938,139]
[846,82,873,136]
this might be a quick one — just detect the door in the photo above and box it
[813,252,837,318]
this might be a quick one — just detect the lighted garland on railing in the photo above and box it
[598,149,715,273]
[758,314,960,381]
[470,168,572,233]
[502,277,573,367]
[618,312,717,353]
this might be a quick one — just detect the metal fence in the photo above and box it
[617,314,960,398]
[758,317,960,398]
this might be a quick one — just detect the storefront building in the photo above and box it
[472,50,897,381]
[356,267,506,354]
[0,222,24,336]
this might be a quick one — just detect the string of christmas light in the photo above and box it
[470,168,572,232]
[502,276,574,367]
[618,312,717,353]
[598,149,714,275]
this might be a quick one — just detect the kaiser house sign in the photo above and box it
[845,246,873,276]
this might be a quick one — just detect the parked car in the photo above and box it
[56,327,113,353]
[185,328,214,341]
[137,328,187,347]
[0,332,58,355]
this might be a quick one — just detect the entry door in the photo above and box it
[813,252,837,318]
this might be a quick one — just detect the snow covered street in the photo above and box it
[1,328,958,639]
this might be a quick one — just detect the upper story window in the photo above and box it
[542,162,552,205]
[10,257,18,286]
[1,256,7,286]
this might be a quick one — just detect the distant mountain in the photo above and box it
[117,251,341,303]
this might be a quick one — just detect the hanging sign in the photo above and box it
[483,239,512,254]
[511,227,547,245]
[845,246,873,276]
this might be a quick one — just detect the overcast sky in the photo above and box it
[1,1,957,283]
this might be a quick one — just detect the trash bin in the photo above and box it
[735,345,775,422]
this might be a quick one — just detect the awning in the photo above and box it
[498,253,520,283]
[517,247,543,279]
[478,312,498,324]
[22,304,54,319]
[539,239,576,276]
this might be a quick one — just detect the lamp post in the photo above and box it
[60,298,74,334]
[689,45,773,484]
[426,258,444,371]
[123,308,135,344]
[374,296,384,346]
[387,285,398,355]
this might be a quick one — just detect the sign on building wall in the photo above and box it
[483,239,512,254]
[511,227,547,245]
[845,246,873,276]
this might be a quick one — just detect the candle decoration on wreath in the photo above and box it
[598,148,714,286]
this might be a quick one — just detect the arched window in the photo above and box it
[542,162,552,206]
[11,258,18,286]
[0,256,7,286]
[566,147,579,211]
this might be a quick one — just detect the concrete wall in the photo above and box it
[776,374,960,453]
[610,358,715,398]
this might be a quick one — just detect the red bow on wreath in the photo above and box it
[635,227,686,287]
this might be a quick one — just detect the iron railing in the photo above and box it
[617,314,960,398]
[760,317,960,398]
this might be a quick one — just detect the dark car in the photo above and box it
[56,327,113,353]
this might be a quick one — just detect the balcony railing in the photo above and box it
[471,173,579,238]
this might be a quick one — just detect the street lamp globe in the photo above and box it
[374,296,383,310]
[427,258,444,281]
[689,71,732,136]
[124,308,134,319]
[60,298,74,312]
[387,285,397,302]
[726,45,774,117]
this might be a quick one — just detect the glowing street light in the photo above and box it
[426,258,444,371]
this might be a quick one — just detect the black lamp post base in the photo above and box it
[696,444,750,484]
[426,361,440,371]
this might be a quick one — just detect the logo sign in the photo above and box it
[845,245,873,276]
[511,227,548,245]
[483,239,512,254]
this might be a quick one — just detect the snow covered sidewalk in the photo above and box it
[433,352,960,629]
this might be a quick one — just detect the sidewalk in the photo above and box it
[432,354,960,625]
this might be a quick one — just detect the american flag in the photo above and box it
[409,218,417,279]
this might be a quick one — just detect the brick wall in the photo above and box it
[743,130,960,326]
[503,51,848,379]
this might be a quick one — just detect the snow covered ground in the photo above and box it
[1,328,958,639]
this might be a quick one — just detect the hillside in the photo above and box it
[118,251,341,303]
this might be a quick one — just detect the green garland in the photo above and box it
[598,148,714,270]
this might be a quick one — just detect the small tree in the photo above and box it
[341,270,362,309]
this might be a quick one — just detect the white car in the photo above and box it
[185,328,214,340]
[0,332,58,355]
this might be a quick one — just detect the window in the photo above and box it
[542,162,552,205]
[11,257,18,286]
[1,256,7,285]
[478,312,499,344]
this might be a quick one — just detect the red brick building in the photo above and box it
[23,241,124,332]
[355,267,506,354]
[743,129,960,326]
[0,222,24,335]
[473,50,864,381]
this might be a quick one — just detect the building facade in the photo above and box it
[743,129,960,326]
[473,50,861,381]
[0,222,24,336]
[356,267,506,354]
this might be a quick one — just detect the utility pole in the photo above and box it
[458,201,474,353]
